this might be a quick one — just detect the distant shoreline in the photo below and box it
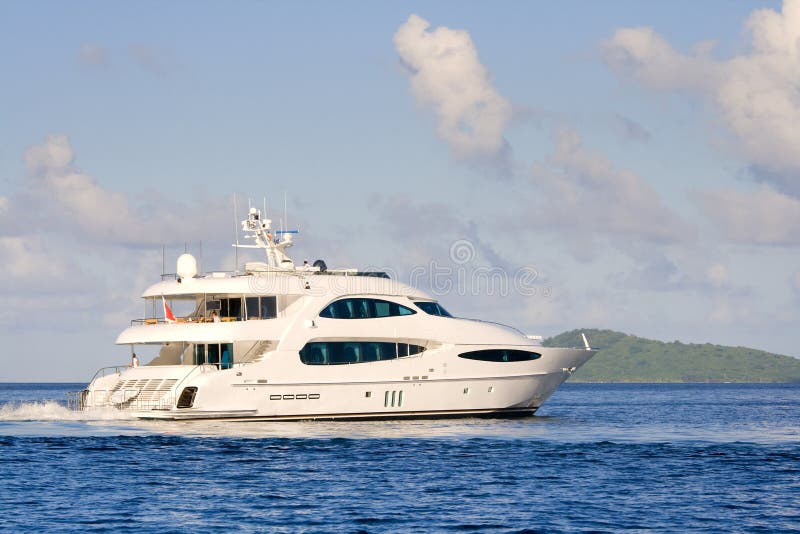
[544,329,800,383]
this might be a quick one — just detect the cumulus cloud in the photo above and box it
[1,136,236,335]
[696,185,800,245]
[368,193,517,270]
[0,196,33,238]
[394,14,512,163]
[603,0,800,194]
[529,128,690,245]
[603,27,717,92]
[23,135,225,247]
[0,236,66,280]
[78,44,109,68]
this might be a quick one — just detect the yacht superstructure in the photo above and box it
[71,207,596,420]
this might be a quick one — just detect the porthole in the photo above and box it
[458,349,542,362]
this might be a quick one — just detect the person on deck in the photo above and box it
[129,353,139,368]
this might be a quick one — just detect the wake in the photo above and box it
[0,401,136,422]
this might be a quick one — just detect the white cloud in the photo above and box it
[0,236,66,280]
[603,0,800,194]
[22,134,228,247]
[394,14,512,162]
[529,128,690,245]
[696,185,800,245]
[602,27,717,92]
[23,134,74,173]
[78,44,109,68]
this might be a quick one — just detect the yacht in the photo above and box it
[70,207,596,420]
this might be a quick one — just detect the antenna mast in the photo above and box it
[233,193,239,274]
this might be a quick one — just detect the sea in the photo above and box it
[0,383,798,532]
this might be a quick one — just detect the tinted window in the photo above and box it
[245,297,259,319]
[300,341,425,365]
[220,297,242,319]
[194,343,235,368]
[415,301,452,317]
[244,296,277,319]
[458,349,541,362]
[260,296,277,319]
[319,298,416,319]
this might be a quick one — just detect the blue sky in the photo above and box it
[2,0,800,380]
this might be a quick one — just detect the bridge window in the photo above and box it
[220,298,242,320]
[319,298,416,319]
[458,349,541,362]
[244,296,277,320]
[414,301,452,317]
[300,341,425,365]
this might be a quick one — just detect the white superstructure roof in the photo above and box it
[142,272,431,299]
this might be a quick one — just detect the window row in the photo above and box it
[299,341,425,365]
[319,298,416,319]
[207,296,277,320]
[458,349,542,362]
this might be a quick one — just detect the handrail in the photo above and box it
[171,364,209,399]
[88,365,128,384]
[459,317,528,337]
[130,316,246,326]
[161,271,235,281]
[238,340,272,363]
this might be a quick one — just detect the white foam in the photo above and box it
[0,401,137,422]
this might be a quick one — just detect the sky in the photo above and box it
[2,0,800,380]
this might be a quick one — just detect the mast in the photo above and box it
[233,193,239,274]
[233,203,299,270]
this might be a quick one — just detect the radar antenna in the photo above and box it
[233,204,299,270]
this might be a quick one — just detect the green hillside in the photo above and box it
[542,329,800,383]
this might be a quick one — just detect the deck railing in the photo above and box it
[67,389,177,412]
[130,316,241,326]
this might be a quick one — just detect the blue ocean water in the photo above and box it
[1,383,798,532]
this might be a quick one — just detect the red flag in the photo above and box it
[162,296,176,323]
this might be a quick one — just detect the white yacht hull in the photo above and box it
[77,346,595,421]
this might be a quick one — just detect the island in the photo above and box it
[542,329,800,383]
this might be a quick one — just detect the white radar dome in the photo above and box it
[176,253,198,281]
